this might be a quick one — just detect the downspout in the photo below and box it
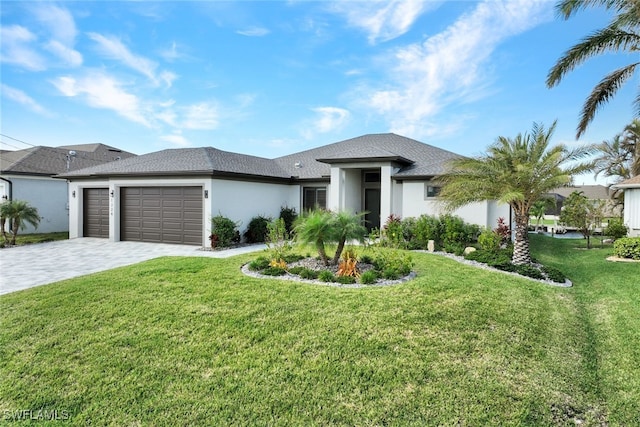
[0,176,12,201]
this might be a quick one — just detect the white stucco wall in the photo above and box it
[210,179,299,239]
[623,188,640,237]
[1,175,69,234]
[343,169,361,214]
[400,181,509,228]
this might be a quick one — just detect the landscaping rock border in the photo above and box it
[241,261,417,288]
[417,250,573,288]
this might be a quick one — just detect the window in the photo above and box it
[364,171,381,183]
[303,187,327,211]
[425,185,441,198]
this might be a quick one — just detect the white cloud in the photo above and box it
[88,33,174,87]
[32,3,83,67]
[160,133,190,147]
[302,106,350,139]
[45,40,83,67]
[0,25,46,71]
[1,84,52,116]
[237,27,271,37]
[359,0,549,138]
[51,71,151,127]
[331,0,436,44]
[182,102,219,130]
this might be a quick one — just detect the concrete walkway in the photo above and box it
[0,238,266,295]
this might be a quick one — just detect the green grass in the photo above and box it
[1,231,68,246]
[0,237,638,425]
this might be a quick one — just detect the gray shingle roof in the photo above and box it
[58,147,292,179]
[56,133,464,181]
[550,185,613,200]
[613,175,640,188]
[1,144,135,176]
[274,133,462,179]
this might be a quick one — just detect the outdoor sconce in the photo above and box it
[72,191,76,198]
[204,190,208,199]
[110,190,114,197]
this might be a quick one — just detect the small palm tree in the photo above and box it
[547,0,640,138]
[437,121,594,265]
[0,200,41,245]
[293,209,334,265]
[530,201,547,232]
[331,211,367,265]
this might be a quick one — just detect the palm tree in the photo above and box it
[547,0,640,138]
[530,200,547,231]
[0,200,41,245]
[293,209,334,265]
[330,211,367,265]
[621,118,640,176]
[437,121,594,265]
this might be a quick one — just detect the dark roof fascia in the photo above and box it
[392,175,436,182]
[291,176,331,183]
[58,170,215,179]
[1,171,57,178]
[316,156,414,166]
[211,171,294,184]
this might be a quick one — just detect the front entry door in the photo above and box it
[364,188,381,231]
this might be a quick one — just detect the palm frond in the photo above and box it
[556,0,633,19]
[577,63,640,137]
[547,27,640,87]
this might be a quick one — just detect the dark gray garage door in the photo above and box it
[121,186,203,246]
[83,188,109,238]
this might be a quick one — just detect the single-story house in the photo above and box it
[57,133,510,246]
[545,185,621,217]
[613,175,640,237]
[1,144,136,233]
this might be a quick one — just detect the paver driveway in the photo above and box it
[0,238,265,295]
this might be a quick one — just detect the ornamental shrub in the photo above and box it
[413,214,442,249]
[244,215,271,243]
[359,270,378,285]
[261,266,287,276]
[613,237,640,260]
[335,275,356,285]
[318,270,335,282]
[478,228,502,252]
[541,265,567,283]
[299,268,319,280]
[279,206,298,236]
[210,214,240,248]
[605,219,628,240]
[249,256,270,271]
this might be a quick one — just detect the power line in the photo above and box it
[0,133,38,148]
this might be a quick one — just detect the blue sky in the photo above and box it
[0,1,635,185]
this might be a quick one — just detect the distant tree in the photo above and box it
[547,0,640,138]
[559,191,606,249]
[437,121,594,265]
[0,200,41,245]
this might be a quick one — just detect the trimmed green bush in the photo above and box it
[211,215,240,248]
[335,275,356,285]
[541,265,567,283]
[287,266,305,275]
[261,266,287,276]
[613,237,640,260]
[299,268,319,280]
[514,264,545,280]
[478,228,502,252]
[359,270,378,284]
[413,214,442,249]
[248,257,270,271]
[244,215,271,243]
[605,219,628,240]
[279,206,298,236]
[318,270,335,282]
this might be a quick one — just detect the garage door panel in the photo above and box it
[121,186,203,246]
[83,188,109,238]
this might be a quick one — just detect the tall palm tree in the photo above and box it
[0,200,41,245]
[547,0,640,138]
[437,121,594,265]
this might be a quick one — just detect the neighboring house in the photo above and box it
[613,175,640,237]
[1,144,136,233]
[57,133,510,246]
[546,185,621,217]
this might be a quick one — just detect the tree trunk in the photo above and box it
[10,218,19,245]
[317,241,329,266]
[512,212,531,265]
[0,217,7,243]
[332,238,346,265]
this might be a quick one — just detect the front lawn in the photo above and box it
[0,231,68,247]
[0,236,638,425]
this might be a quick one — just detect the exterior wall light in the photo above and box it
[204,190,208,199]
[110,190,115,197]
[72,191,76,198]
